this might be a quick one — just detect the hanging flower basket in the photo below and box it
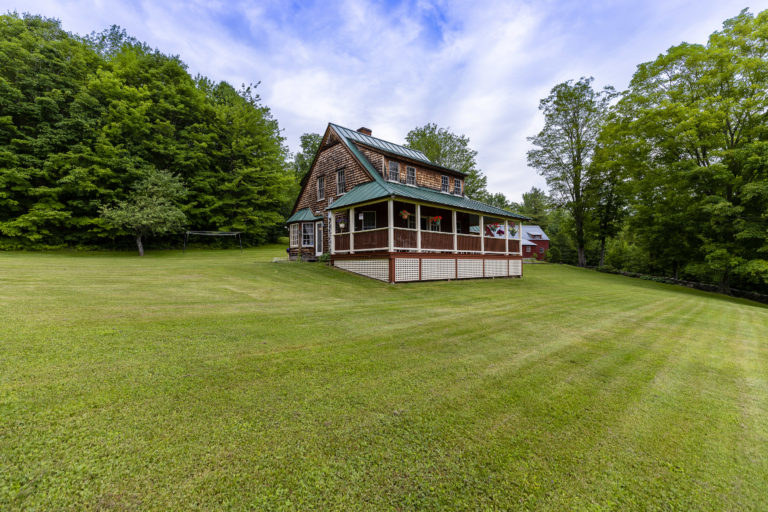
[400,209,412,220]
[430,215,442,226]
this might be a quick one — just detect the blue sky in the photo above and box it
[5,0,768,201]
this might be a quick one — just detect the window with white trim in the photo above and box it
[406,215,416,229]
[302,223,314,247]
[406,166,415,185]
[290,224,299,247]
[453,178,462,195]
[336,169,346,195]
[317,176,325,200]
[362,211,376,230]
[421,216,441,232]
[441,175,449,192]
[388,161,400,182]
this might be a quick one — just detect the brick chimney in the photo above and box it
[357,127,372,136]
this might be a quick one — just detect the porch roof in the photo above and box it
[327,181,529,220]
[285,208,322,224]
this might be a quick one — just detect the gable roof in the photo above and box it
[324,124,527,220]
[285,208,321,224]
[521,225,549,241]
[330,123,466,177]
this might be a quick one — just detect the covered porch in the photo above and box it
[330,199,522,256]
[328,199,525,283]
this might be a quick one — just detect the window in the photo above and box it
[526,246,531,253]
[317,176,325,200]
[539,247,544,254]
[336,169,346,194]
[406,215,416,229]
[302,223,314,247]
[453,178,461,195]
[421,216,441,232]
[441,175,449,192]
[406,166,416,185]
[388,161,400,182]
[290,224,299,247]
[362,211,376,230]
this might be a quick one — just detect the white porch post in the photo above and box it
[349,207,355,254]
[480,215,484,254]
[387,199,394,252]
[518,221,523,255]
[452,210,457,253]
[330,211,336,255]
[504,219,509,255]
[416,204,422,252]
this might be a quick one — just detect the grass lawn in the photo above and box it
[1,246,767,510]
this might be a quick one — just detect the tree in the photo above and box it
[587,120,630,267]
[100,169,186,255]
[527,77,615,267]
[518,187,552,230]
[405,123,489,199]
[612,9,768,291]
[293,133,322,180]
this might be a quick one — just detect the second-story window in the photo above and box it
[406,166,415,185]
[337,169,346,195]
[317,176,325,200]
[388,161,400,182]
[441,175,449,192]
[453,178,461,195]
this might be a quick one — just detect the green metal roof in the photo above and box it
[328,181,529,220]
[285,208,321,224]
[330,123,432,165]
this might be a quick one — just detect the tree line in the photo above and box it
[527,9,768,294]
[0,14,295,251]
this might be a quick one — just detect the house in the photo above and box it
[285,123,530,283]
[520,224,549,260]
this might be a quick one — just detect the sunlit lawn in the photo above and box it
[1,246,766,510]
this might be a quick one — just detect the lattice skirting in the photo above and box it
[333,256,523,282]
[421,259,456,281]
[334,259,389,281]
[484,259,508,277]
[395,258,420,282]
[457,259,483,279]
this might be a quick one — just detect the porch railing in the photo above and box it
[484,237,506,253]
[421,231,453,251]
[354,227,387,251]
[334,233,350,251]
[394,228,417,249]
[457,234,480,252]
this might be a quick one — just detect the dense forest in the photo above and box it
[0,13,295,250]
[524,9,768,294]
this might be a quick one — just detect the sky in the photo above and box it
[4,0,768,202]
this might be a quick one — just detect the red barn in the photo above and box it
[521,225,549,260]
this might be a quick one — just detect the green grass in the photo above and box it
[1,247,767,511]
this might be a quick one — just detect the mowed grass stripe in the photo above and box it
[1,248,767,510]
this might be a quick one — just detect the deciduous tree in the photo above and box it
[527,77,615,267]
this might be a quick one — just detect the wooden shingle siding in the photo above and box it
[292,130,375,253]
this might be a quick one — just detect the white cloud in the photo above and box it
[7,0,768,201]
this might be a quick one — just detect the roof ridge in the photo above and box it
[329,123,430,160]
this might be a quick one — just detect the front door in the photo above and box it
[316,222,323,256]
